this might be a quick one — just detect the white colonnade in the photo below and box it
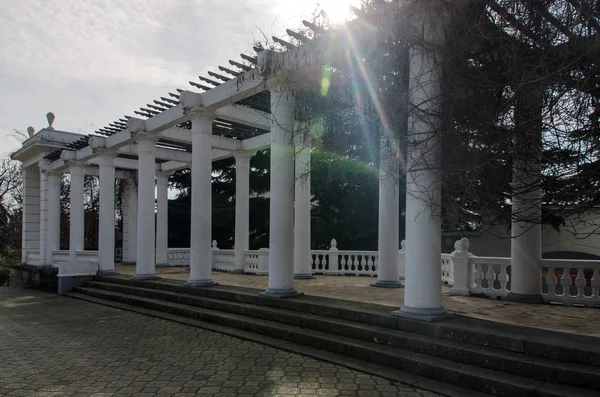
[187,112,217,286]
[395,8,448,320]
[233,152,252,274]
[263,85,298,297]
[155,171,170,268]
[132,135,159,280]
[294,131,314,280]
[68,163,85,264]
[97,153,117,275]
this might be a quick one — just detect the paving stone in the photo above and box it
[0,286,441,397]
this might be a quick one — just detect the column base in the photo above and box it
[185,279,218,287]
[294,273,315,280]
[260,287,303,299]
[231,269,246,274]
[504,292,544,304]
[449,287,470,296]
[392,305,454,322]
[131,273,160,281]
[371,280,404,288]
[97,270,118,276]
[155,263,170,268]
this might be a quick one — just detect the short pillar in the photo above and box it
[394,9,449,321]
[294,131,314,279]
[155,172,170,268]
[98,154,117,276]
[233,152,252,274]
[133,135,159,280]
[450,238,472,296]
[373,135,402,288]
[262,85,299,297]
[187,112,217,287]
[68,163,85,263]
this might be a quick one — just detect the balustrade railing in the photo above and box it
[468,256,511,298]
[165,238,600,308]
[212,249,235,272]
[167,248,191,266]
[244,249,269,274]
[541,259,600,307]
[441,254,453,285]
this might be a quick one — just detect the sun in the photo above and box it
[318,0,361,24]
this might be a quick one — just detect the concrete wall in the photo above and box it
[442,209,600,258]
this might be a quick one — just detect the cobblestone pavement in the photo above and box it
[116,264,600,338]
[0,286,440,397]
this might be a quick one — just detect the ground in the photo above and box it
[0,286,440,397]
[117,264,600,338]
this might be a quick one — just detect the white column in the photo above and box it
[38,166,49,266]
[373,136,402,288]
[21,166,40,265]
[294,132,314,279]
[69,163,85,264]
[506,90,544,303]
[47,171,61,266]
[123,177,138,264]
[263,85,298,297]
[233,152,252,274]
[97,154,117,275]
[133,136,159,280]
[187,112,216,286]
[155,171,170,268]
[396,12,448,321]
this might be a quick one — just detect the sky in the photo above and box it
[0,0,359,156]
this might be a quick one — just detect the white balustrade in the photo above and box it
[541,259,600,307]
[162,238,600,309]
[167,248,191,266]
[441,254,453,285]
[468,256,511,298]
[212,249,235,272]
[338,251,378,276]
[244,249,269,275]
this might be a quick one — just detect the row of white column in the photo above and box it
[26,8,542,314]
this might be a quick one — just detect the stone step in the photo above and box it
[64,291,491,397]
[94,276,600,367]
[84,280,600,391]
[69,285,599,397]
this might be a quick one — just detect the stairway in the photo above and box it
[64,276,600,397]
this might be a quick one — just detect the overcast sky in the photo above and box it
[0,0,358,156]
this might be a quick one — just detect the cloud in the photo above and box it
[0,0,358,155]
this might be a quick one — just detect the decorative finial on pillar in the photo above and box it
[46,112,55,130]
[329,239,338,251]
[27,126,35,137]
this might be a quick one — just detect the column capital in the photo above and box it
[190,111,215,135]
[156,171,172,182]
[134,132,160,144]
[188,108,216,121]
[67,161,87,176]
[97,151,118,167]
[233,151,255,163]
[39,161,62,178]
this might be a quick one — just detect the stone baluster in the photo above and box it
[450,238,472,296]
